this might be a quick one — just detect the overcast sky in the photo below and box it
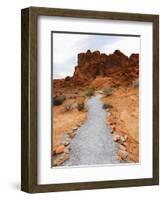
[53,33,140,79]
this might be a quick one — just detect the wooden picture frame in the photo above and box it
[21,7,159,193]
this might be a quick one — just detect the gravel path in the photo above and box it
[63,95,120,166]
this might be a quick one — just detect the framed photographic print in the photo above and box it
[21,7,159,193]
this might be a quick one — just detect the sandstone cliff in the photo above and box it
[53,49,139,91]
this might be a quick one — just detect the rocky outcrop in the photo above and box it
[53,49,139,90]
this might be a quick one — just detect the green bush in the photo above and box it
[102,103,113,110]
[77,102,85,111]
[86,87,94,97]
[53,95,66,106]
[103,87,114,96]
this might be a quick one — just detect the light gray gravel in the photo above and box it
[62,95,120,166]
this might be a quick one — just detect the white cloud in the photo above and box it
[53,33,140,79]
[53,34,86,64]
[103,37,140,56]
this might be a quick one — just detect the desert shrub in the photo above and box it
[86,87,94,97]
[77,102,85,111]
[63,103,73,112]
[103,87,114,96]
[132,79,139,88]
[102,103,113,110]
[53,95,66,106]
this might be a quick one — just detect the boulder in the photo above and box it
[113,134,121,142]
[107,112,111,117]
[122,142,128,147]
[64,146,70,154]
[62,139,71,146]
[61,133,71,146]
[68,131,76,138]
[124,135,128,141]
[72,127,78,131]
[55,145,65,154]
[53,152,70,166]
[118,150,128,160]
[119,144,127,151]
[120,135,128,143]
[116,155,122,161]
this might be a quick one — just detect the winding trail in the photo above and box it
[63,95,120,166]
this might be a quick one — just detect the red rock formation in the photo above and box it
[53,49,139,89]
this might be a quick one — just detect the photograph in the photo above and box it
[52,32,140,167]
[21,7,159,193]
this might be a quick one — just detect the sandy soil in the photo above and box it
[53,95,87,151]
[53,79,139,164]
[102,86,139,162]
